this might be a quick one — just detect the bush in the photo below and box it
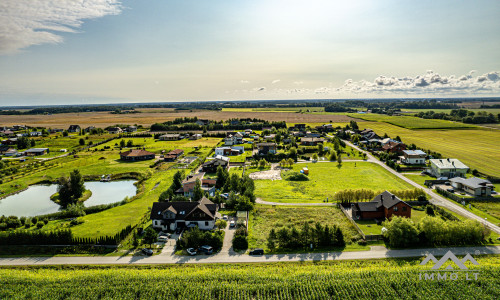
[235,227,247,236]
[232,235,248,251]
[382,216,419,248]
[282,171,309,181]
[176,227,224,251]
[36,221,45,229]
[357,239,367,246]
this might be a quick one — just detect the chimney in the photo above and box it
[392,194,395,200]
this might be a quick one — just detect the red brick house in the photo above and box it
[382,142,407,155]
[351,191,411,220]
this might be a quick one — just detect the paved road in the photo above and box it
[343,140,500,234]
[1,245,498,266]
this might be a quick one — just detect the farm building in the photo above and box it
[400,150,427,165]
[150,197,219,231]
[449,177,494,197]
[159,134,181,141]
[119,149,155,161]
[24,148,49,156]
[67,125,81,133]
[351,191,412,221]
[429,158,469,178]
[189,134,202,140]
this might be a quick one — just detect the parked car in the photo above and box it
[186,248,197,256]
[249,248,264,256]
[175,227,183,234]
[157,235,168,242]
[229,220,236,228]
[141,248,153,256]
[222,215,228,221]
[199,245,213,255]
[447,188,454,193]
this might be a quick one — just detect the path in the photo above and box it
[343,139,500,234]
[1,245,498,266]
[256,198,335,206]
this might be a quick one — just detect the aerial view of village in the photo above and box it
[1,1,499,299]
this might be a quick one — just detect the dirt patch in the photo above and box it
[249,167,282,181]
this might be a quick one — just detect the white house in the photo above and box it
[429,158,469,178]
[108,127,123,134]
[150,197,219,231]
[449,177,494,197]
[400,150,427,165]
[214,146,244,156]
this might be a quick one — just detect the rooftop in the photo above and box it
[430,158,469,169]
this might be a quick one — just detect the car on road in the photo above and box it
[229,220,236,228]
[186,248,197,256]
[157,235,169,242]
[222,215,228,221]
[141,248,153,256]
[199,245,213,255]
[249,248,264,256]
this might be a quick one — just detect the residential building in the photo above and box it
[119,149,155,161]
[351,191,412,220]
[449,177,494,196]
[195,119,210,126]
[382,141,407,154]
[126,126,137,132]
[301,137,325,146]
[224,133,242,145]
[0,145,14,154]
[67,125,81,133]
[108,127,123,134]
[400,150,427,165]
[201,156,229,173]
[429,158,469,178]
[189,133,202,140]
[214,146,244,156]
[24,148,49,156]
[256,142,277,155]
[150,197,219,231]
[159,134,181,141]
[164,149,184,162]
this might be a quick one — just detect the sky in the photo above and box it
[0,0,500,106]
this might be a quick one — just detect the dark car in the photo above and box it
[141,248,153,256]
[199,245,213,255]
[249,248,264,255]
[186,248,197,256]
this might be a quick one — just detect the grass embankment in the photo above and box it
[248,205,363,252]
[254,162,414,203]
[50,189,92,204]
[357,121,500,177]
[1,257,499,299]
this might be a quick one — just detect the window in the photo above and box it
[394,207,398,212]
[402,206,407,211]
[205,222,209,226]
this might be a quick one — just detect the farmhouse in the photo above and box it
[400,150,427,165]
[201,156,229,173]
[159,134,181,141]
[67,125,81,133]
[195,119,210,126]
[108,127,123,134]
[301,137,325,146]
[24,148,49,156]
[382,141,407,154]
[164,149,184,162]
[119,149,155,161]
[257,142,277,155]
[351,191,412,220]
[150,197,219,231]
[449,177,494,197]
[429,158,469,178]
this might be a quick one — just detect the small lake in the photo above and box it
[0,180,137,217]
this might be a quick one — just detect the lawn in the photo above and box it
[254,162,414,203]
[94,137,221,154]
[248,205,364,252]
[403,173,434,186]
[356,209,427,236]
[471,202,500,226]
[358,121,500,177]
[349,113,476,129]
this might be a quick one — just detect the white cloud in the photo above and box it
[271,79,280,84]
[0,0,122,55]
[240,80,250,84]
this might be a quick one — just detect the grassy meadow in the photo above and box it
[254,162,414,203]
[350,113,476,129]
[248,205,364,252]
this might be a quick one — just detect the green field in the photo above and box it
[400,108,500,115]
[356,209,426,236]
[95,137,221,154]
[358,121,500,177]
[403,173,435,186]
[254,162,414,203]
[248,205,362,252]
[350,113,476,129]
[222,107,325,112]
[1,257,499,299]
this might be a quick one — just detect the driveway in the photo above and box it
[220,217,237,254]
[159,233,180,256]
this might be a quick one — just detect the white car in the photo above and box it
[222,215,228,221]
[229,220,236,228]
[158,235,168,242]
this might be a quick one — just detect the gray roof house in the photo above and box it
[450,177,494,197]
[429,158,469,179]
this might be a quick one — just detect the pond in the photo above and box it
[0,180,137,217]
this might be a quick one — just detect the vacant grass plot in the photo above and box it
[222,107,325,112]
[248,205,362,252]
[254,162,413,203]
[95,137,221,154]
[472,202,500,224]
[350,113,476,129]
[356,209,428,236]
[360,122,500,177]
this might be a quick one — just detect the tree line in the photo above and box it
[267,222,345,251]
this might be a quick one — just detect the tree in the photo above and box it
[258,159,267,168]
[329,151,337,161]
[267,228,277,250]
[215,219,227,230]
[382,216,419,248]
[119,139,125,148]
[317,143,324,154]
[289,147,297,158]
[63,130,69,137]
[286,158,294,168]
[126,140,133,147]
[143,227,157,247]
[192,178,204,201]
[337,154,342,165]
[57,169,85,207]
[79,138,85,146]
[69,169,85,200]
[312,153,319,161]
[159,188,174,202]
[172,171,184,191]
[215,166,228,189]
[232,235,248,251]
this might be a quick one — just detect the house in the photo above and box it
[263,134,276,142]
[201,156,229,173]
[1,138,17,145]
[301,137,325,146]
[174,173,217,198]
[256,142,277,155]
[119,149,155,161]
[214,146,243,156]
[315,124,334,132]
[294,124,306,131]
[360,128,381,140]
[189,133,202,140]
[24,148,49,156]
[400,150,427,165]
[4,149,18,157]
[449,177,494,197]
[84,126,95,133]
[382,141,406,154]
[0,145,14,154]
[429,158,469,178]
[351,191,412,220]
[50,128,64,133]
[381,138,395,145]
[164,149,184,162]
[108,127,123,134]
[195,119,210,126]
[224,133,242,145]
[159,134,180,141]
[126,126,137,132]
[29,131,42,137]
[150,197,218,231]
[68,125,81,133]
[0,130,14,137]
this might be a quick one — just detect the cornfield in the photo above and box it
[1,257,499,299]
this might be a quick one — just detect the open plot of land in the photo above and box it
[222,107,325,112]
[399,108,500,115]
[248,205,363,252]
[359,122,500,177]
[350,113,476,129]
[254,162,414,203]
[96,137,221,154]
[0,110,359,128]
[355,209,428,236]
